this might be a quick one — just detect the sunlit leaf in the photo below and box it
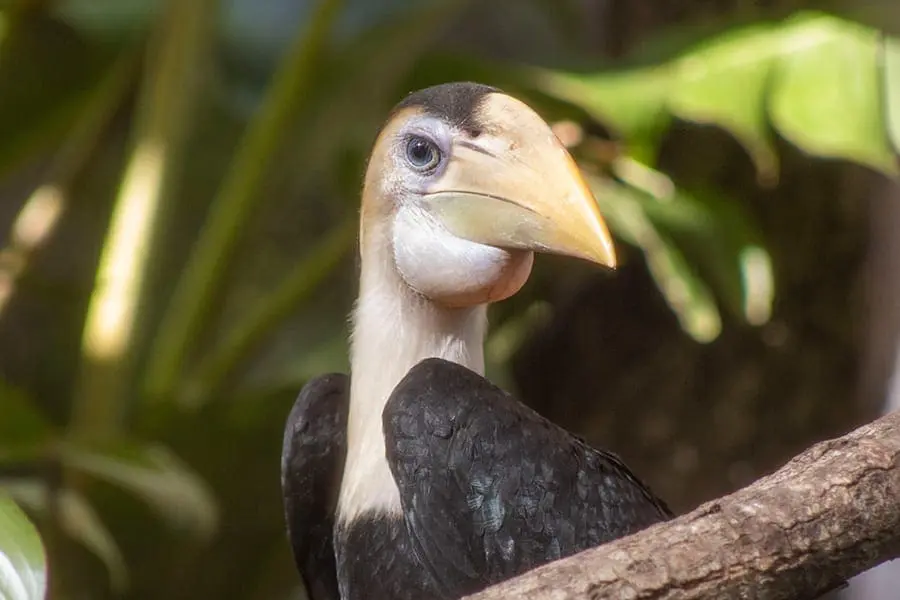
[70,0,219,438]
[0,494,46,600]
[5,481,127,592]
[667,24,778,182]
[884,35,900,155]
[531,66,671,159]
[0,384,54,464]
[769,14,897,175]
[531,13,899,177]
[591,177,722,342]
[63,441,218,538]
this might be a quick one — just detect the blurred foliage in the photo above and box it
[0,493,46,600]
[533,13,898,177]
[0,0,896,598]
[524,11,898,340]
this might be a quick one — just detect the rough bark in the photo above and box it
[465,410,900,600]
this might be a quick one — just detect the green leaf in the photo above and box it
[530,13,899,177]
[5,481,127,592]
[769,14,897,175]
[0,494,46,600]
[62,441,218,538]
[591,176,722,342]
[884,35,900,155]
[667,24,778,181]
[531,66,672,158]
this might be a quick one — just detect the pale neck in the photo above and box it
[336,243,487,522]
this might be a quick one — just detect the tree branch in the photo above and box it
[465,410,900,600]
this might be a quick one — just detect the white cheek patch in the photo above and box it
[393,205,511,300]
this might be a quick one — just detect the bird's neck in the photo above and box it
[337,241,487,522]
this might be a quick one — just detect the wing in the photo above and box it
[383,358,672,597]
[281,373,349,600]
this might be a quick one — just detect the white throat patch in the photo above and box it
[336,242,487,523]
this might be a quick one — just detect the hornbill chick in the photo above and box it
[281,82,672,600]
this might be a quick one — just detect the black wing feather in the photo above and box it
[281,373,349,600]
[384,358,672,597]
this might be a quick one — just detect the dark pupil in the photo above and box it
[408,138,435,167]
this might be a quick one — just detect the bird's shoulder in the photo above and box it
[281,372,350,600]
[384,357,672,543]
[282,373,350,478]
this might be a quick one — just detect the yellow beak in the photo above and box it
[418,93,616,268]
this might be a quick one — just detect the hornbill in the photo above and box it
[281,82,672,600]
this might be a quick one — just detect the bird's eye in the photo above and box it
[405,136,440,171]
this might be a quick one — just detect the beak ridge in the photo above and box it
[420,135,617,269]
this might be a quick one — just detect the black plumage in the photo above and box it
[281,374,348,600]
[281,80,671,600]
[385,358,672,596]
[393,81,498,134]
[334,514,438,600]
[282,359,672,600]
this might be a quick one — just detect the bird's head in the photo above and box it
[360,82,616,308]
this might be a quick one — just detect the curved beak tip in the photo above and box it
[596,235,617,269]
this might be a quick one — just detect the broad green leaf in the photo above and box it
[591,177,722,342]
[0,494,46,600]
[884,36,900,155]
[769,15,897,175]
[62,441,218,538]
[5,482,126,592]
[531,13,899,177]
[667,25,778,181]
[531,66,672,158]
[0,384,54,464]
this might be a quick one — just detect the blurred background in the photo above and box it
[0,0,898,599]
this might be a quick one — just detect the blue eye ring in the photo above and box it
[405,135,441,171]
